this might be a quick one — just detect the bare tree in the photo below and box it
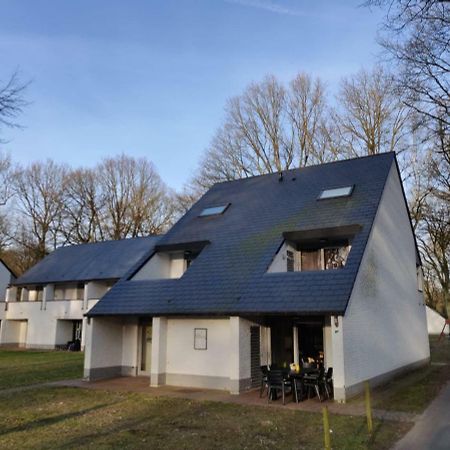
[98,154,175,239]
[367,0,449,127]
[12,160,68,261]
[364,0,450,317]
[0,71,28,255]
[334,66,410,157]
[288,73,335,164]
[0,70,28,138]
[62,168,105,244]
[189,73,333,194]
[417,197,450,317]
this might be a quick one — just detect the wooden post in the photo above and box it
[365,381,373,434]
[322,406,331,450]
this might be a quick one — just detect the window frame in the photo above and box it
[317,185,354,200]
[198,203,230,217]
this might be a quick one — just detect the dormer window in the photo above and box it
[318,186,353,200]
[267,225,360,273]
[131,241,209,281]
[269,244,350,273]
[199,204,230,217]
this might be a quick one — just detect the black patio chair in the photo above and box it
[303,366,325,402]
[322,367,333,399]
[267,369,292,405]
[259,365,269,398]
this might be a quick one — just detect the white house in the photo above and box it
[0,237,159,349]
[82,153,429,401]
[426,306,447,335]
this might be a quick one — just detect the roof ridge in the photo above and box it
[211,152,396,188]
[52,235,162,252]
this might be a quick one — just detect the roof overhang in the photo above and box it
[154,240,210,253]
[283,224,362,248]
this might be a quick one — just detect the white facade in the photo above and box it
[132,252,187,280]
[0,280,110,349]
[331,165,430,401]
[426,306,447,335]
[84,316,262,394]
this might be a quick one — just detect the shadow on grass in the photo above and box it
[0,402,115,437]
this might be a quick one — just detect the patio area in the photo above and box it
[52,376,417,422]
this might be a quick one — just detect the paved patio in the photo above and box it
[52,376,418,423]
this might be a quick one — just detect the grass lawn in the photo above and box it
[0,336,448,449]
[0,387,410,450]
[364,335,450,413]
[0,349,83,390]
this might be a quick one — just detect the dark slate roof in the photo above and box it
[89,153,397,317]
[14,236,161,286]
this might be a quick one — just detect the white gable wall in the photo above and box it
[335,163,429,401]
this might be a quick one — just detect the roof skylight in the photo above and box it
[318,186,354,200]
[199,204,230,217]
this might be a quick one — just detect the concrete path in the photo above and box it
[393,381,450,450]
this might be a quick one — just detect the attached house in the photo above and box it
[0,237,160,349]
[84,152,429,401]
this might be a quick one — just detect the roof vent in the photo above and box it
[278,172,283,182]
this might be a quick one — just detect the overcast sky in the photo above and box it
[0,0,384,190]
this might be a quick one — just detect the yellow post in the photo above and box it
[365,381,373,435]
[322,406,331,450]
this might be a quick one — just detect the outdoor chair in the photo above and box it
[322,367,333,399]
[266,369,292,405]
[303,366,325,402]
[259,365,269,398]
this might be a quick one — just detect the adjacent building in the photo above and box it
[0,237,160,349]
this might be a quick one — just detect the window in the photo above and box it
[324,247,350,269]
[194,328,207,350]
[29,287,43,302]
[286,250,294,272]
[199,204,230,217]
[268,241,351,273]
[318,186,353,200]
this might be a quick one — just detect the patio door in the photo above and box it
[139,324,152,376]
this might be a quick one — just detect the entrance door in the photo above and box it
[139,325,152,375]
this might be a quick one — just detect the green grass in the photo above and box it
[358,335,450,414]
[0,387,410,450]
[0,350,83,390]
[0,336,447,448]
[429,334,450,364]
